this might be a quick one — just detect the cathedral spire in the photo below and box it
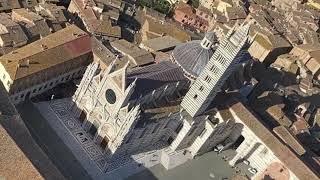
[181,24,250,117]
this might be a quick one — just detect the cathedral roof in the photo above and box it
[171,33,217,79]
[127,61,187,100]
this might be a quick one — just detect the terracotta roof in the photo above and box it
[143,18,191,42]
[0,13,28,47]
[140,35,182,52]
[0,0,21,12]
[111,39,154,66]
[12,8,43,23]
[273,126,306,156]
[228,100,320,180]
[12,8,51,38]
[0,25,91,80]
[93,19,121,38]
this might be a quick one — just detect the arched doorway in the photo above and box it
[79,110,86,123]
[100,136,109,150]
[233,135,245,149]
[89,120,99,137]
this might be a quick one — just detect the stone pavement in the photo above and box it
[34,100,106,180]
[127,150,236,180]
[34,98,167,180]
[17,101,93,180]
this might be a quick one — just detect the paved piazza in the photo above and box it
[35,98,166,180]
[49,99,107,171]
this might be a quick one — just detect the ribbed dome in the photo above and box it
[172,40,215,78]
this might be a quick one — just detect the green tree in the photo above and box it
[189,0,200,8]
[138,0,172,15]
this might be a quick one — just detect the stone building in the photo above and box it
[173,2,211,32]
[141,17,191,42]
[0,0,21,12]
[0,13,28,55]
[35,3,69,32]
[12,8,51,42]
[69,24,252,176]
[0,25,92,104]
[68,0,121,41]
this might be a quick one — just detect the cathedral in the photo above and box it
[70,24,250,174]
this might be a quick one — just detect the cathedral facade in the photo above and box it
[70,24,250,174]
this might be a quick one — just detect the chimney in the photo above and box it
[18,59,30,68]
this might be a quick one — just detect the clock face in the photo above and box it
[105,89,116,104]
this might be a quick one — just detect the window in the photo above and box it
[188,127,196,136]
[199,128,207,138]
[164,120,170,129]
[139,129,147,138]
[199,86,204,91]
[204,75,211,83]
[105,89,116,104]
[210,66,219,74]
[152,124,161,134]
[175,123,183,133]
[260,147,268,155]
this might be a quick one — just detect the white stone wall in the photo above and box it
[0,63,13,92]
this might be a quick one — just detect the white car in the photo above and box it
[213,144,224,152]
[243,159,250,165]
[248,167,257,174]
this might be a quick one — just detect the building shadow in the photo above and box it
[0,82,66,179]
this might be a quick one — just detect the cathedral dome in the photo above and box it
[171,32,217,79]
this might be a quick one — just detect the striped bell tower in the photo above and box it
[181,24,250,117]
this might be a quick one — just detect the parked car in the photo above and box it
[213,144,224,152]
[243,159,250,165]
[248,167,257,174]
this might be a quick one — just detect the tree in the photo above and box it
[138,0,172,15]
[189,0,200,8]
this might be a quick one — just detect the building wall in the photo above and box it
[0,63,13,92]
[248,41,270,62]
[10,66,85,104]
[174,8,209,32]
[8,53,90,94]
[229,108,299,180]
